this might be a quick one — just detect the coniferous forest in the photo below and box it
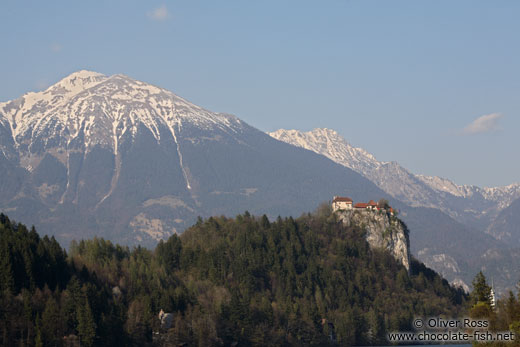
[0,206,474,346]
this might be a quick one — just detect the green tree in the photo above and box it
[125,298,153,345]
[469,272,493,320]
[471,271,491,305]
[41,296,60,346]
[0,237,14,293]
[22,290,33,346]
[156,234,182,271]
[77,298,96,347]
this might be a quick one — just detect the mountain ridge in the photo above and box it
[269,128,520,294]
[0,71,395,247]
[269,128,520,231]
[0,70,244,157]
[486,196,520,245]
[1,71,518,295]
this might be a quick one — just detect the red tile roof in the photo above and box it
[368,200,377,206]
[354,203,368,208]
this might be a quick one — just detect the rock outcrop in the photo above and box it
[336,209,411,271]
[270,128,520,231]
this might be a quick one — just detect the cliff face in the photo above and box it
[270,128,520,231]
[336,210,411,271]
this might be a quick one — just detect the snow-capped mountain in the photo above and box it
[1,70,243,182]
[0,70,252,245]
[269,128,382,174]
[1,71,518,294]
[270,128,520,293]
[0,71,393,246]
[415,175,520,209]
[269,128,520,232]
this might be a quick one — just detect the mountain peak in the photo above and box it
[55,70,106,88]
[312,127,340,136]
[269,128,381,170]
[63,69,105,79]
[52,70,107,94]
[0,70,247,158]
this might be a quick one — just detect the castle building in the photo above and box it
[332,196,353,212]
[334,196,394,215]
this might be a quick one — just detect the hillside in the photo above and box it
[486,196,520,246]
[0,71,393,247]
[269,128,520,294]
[1,71,515,294]
[269,128,520,231]
[0,210,467,346]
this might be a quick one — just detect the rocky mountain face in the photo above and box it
[0,71,394,247]
[270,128,520,294]
[486,197,520,246]
[269,128,520,232]
[0,71,516,294]
[401,206,520,295]
[336,209,410,271]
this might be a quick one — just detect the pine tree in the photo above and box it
[471,271,491,305]
[23,290,33,346]
[156,234,182,271]
[77,298,96,347]
[469,271,493,320]
[35,314,43,347]
[0,239,14,293]
[41,296,60,346]
[367,309,385,345]
[260,214,271,229]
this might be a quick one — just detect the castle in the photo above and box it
[332,196,394,215]
[332,196,407,270]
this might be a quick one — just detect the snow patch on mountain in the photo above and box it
[269,128,520,229]
[0,70,250,209]
[0,71,245,157]
[415,176,520,207]
[269,128,382,173]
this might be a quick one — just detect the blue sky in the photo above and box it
[1,1,518,187]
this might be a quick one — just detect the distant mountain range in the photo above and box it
[0,71,518,294]
[487,196,520,246]
[269,129,520,294]
[269,128,520,236]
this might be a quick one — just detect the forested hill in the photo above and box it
[0,208,467,346]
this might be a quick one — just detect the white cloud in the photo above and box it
[50,43,62,53]
[147,5,169,21]
[462,113,503,135]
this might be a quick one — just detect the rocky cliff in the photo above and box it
[336,209,411,271]
[270,128,520,231]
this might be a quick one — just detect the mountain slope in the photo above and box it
[0,71,393,247]
[1,71,516,294]
[0,212,467,346]
[269,128,520,231]
[486,197,520,246]
[269,128,520,294]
